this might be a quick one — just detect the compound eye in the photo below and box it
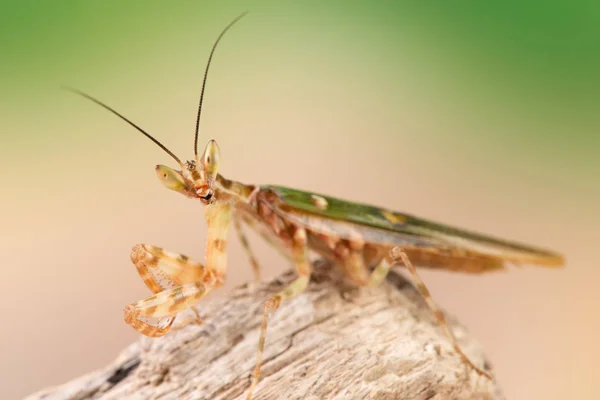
[201,140,220,178]
[155,165,190,195]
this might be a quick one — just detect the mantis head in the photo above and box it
[156,140,221,204]
[65,12,247,206]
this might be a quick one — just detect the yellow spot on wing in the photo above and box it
[381,210,406,224]
[310,194,329,210]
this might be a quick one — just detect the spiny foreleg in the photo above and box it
[124,282,214,337]
[125,244,222,336]
[130,244,206,292]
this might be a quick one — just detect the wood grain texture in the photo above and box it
[27,262,503,400]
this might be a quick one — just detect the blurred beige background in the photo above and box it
[1,2,598,399]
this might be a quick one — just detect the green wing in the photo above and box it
[267,185,563,266]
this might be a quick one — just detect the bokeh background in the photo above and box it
[1,1,598,399]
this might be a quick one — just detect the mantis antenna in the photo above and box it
[193,12,249,157]
[62,86,184,166]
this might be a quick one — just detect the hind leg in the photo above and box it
[388,247,491,379]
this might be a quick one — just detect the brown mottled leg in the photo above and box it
[246,229,311,400]
[122,314,176,338]
[130,244,206,293]
[125,204,232,338]
[390,247,491,379]
[124,282,214,337]
[234,217,262,282]
[127,245,218,336]
[123,282,219,337]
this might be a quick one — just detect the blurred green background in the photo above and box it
[1,1,598,399]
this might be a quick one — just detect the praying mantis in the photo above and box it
[66,12,564,400]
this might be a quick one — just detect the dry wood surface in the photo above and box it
[27,262,504,400]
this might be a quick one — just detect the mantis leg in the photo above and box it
[390,247,492,379]
[246,228,311,400]
[204,202,232,278]
[124,282,214,337]
[234,217,262,282]
[342,249,371,285]
[130,244,205,292]
[125,203,232,338]
[126,244,220,336]
[366,255,393,287]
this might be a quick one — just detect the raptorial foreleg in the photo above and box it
[124,282,214,337]
[126,244,221,336]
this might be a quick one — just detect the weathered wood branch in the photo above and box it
[28,262,503,400]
